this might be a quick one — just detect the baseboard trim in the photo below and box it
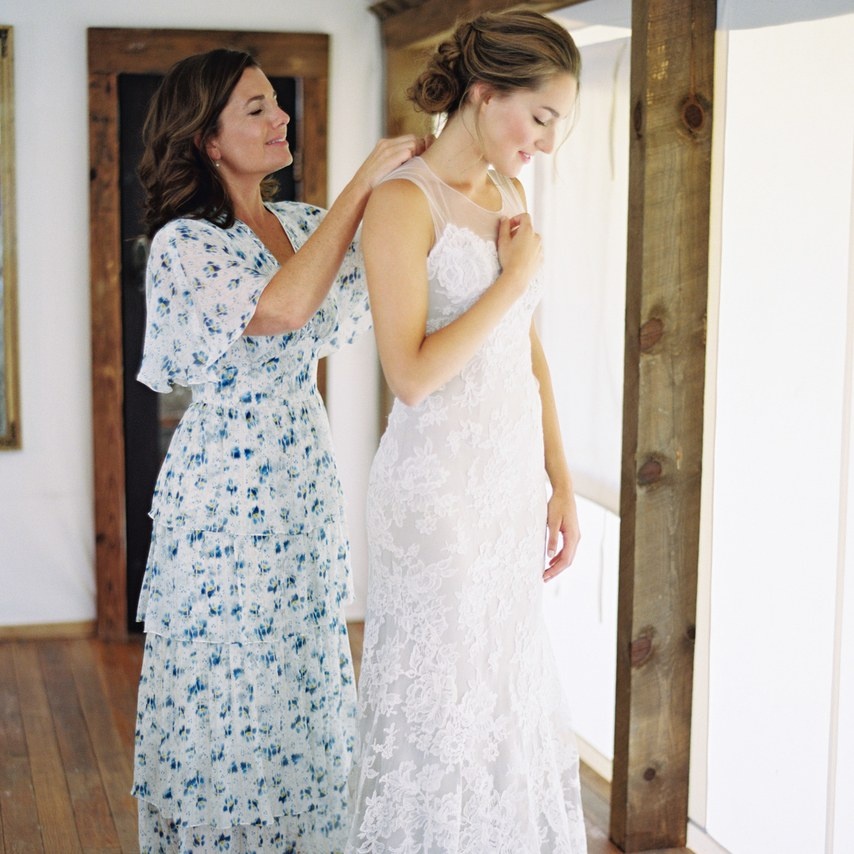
[687,821,732,854]
[576,732,613,782]
[0,620,97,641]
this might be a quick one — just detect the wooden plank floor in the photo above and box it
[0,630,686,853]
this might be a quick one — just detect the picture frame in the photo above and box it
[0,25,20,449]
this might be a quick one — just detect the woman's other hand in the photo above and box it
[543,490,581,582]
[496,213,542,298]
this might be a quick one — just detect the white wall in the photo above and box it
[0,0,382,626]
[699,14,854,853]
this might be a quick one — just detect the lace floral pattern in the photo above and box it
[347,160,587,853]
[133,202,369,852]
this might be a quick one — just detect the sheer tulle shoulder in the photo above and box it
[380,157,525,244]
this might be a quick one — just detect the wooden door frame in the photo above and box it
[369,1,715,850]
[89,28,329,642]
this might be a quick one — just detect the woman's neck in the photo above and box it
[227,181,270,231]
[421,111,490,196]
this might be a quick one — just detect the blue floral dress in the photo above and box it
[132,201,370,853]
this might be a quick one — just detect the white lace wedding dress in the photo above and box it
[347,158,587,853]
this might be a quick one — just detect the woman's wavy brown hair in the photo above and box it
[139,48,279,236]
[408,9,581,118]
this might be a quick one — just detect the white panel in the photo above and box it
[551,0,630,30]
[706,15,854,853]
[830,139,854,854]
[327,334,379,620]
[534,28,630,773]
[689,27,731,829]
[718,0,854,30]
[834,421,854,854]
[0,495,94,624]
[536,36,630,513]
[687,822,733,854]
[543,496,619,764]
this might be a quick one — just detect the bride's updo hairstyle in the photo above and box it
[408,9,581,118]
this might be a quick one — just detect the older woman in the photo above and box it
[131,48,424,852]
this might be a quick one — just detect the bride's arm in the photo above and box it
[364,179,540,407]
[530,323,580,580]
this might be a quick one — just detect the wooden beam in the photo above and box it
[611,0,715,850]
[0,27,21,449]
[87,29,329,78]
[89,66,127,642]
[372,0,589,49]
[384,46,434,137]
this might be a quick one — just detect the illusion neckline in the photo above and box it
[415,156,505,215]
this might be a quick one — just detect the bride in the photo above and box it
[347,10,588,853]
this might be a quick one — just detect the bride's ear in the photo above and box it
[469,81,496,108]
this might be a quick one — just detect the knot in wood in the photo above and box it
[643,767,657,782]
[637,458,663,486]
[639,317,664,352]
[680,93,709,136]
[633,99,643,139]
[630,633,653,667]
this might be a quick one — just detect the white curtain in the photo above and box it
[535,36,630,515]
[536,31,631,773]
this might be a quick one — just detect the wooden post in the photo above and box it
[89,65,127,641]
[384,46,434,137]
[611,0,716,849]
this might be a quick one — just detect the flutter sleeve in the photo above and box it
[316,230,372,358]
[137,218,276,392]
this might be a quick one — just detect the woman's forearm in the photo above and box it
[379,266,532,406]
[530,325,573,495]
[246,179,371,335]
[248,135,426,335]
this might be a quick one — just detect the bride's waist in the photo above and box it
[388,382,541,423]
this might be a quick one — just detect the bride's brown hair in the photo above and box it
[139,48,279,236]
[408,9,581,117]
